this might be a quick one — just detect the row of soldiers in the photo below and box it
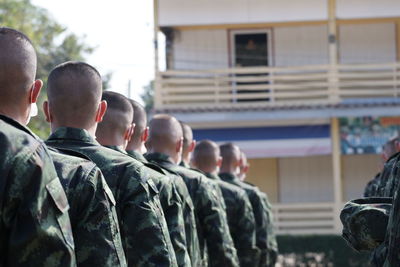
[0,27,278,266]
[341,137,400,266]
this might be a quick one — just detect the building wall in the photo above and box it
[339,23,397,64]
[159,0,327,27]
[278,156,334,203]
[246,158,279,203]
[342,154,380,200]
[337,0,400,19]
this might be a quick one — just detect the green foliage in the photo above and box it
[277,235,372,267]
[0,0,94,138]
[141,80,154,113]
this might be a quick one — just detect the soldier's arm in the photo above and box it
[250,191,269,267]
[120,168,177,267]
[1,146,75,266]
[71,166,126,266]
[198,180,239,267]
[235,193,260,266]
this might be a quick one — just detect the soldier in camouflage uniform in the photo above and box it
[219,143,270,267]
[47,147,127,266]
[239,152,278,267]
[96,92,190,267]
[192,140,260,267]
[0,27,75,266]
[44,61,177,267]
[145,115,240,267]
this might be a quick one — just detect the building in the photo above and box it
[152,0,400,235]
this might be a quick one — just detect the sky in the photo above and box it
[32,0,158,103]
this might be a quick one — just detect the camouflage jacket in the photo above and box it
[146,153,201,267]
[220,173,270,267]
[245,182,278,267]
[46,127,177,267]
[48,147,127,266]
[111,148,191,267]
[364,173,382,197]
[0,115,76,266]
[377,152,400,197]
[146,153,239,267]
[206,173,260,267]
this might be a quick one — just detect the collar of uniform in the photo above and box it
[105,145,127,154]
[48,127,98,144]
[145,152,175,164]
[205,172,221,181]
[219,172,240,183]
[127,150,148,163]
[0,114,38,140]
[179,161,190,168]
[387,151,400,163]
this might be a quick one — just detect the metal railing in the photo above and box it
[155,62,400,110]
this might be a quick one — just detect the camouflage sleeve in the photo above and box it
[250,192,269,267]
[160,181,191,267]
[120,168,178,267]
[69,167,127,266]
[262,194,278,267]
[197,180,239,267]
[0,145,75,266]
[234,192,260,266]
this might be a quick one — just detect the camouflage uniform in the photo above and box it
[146,153,240,267]
[108,147,191,267]
[364,173,382,197]
[245,182,278,267]
[145,153,201,267]
[377,152,400,197]
[46,127,177,267]
[219,173,270,267]
[48,147,127,266]
[206,173,260,267]
[0,115,76,266]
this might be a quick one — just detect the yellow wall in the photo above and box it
[246,158,279,203]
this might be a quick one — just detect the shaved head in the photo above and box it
[96,91,133,144]
[128,99,147,143]
[147,114,183,162]
[47,61,102,128]
[180,122,193,153]
[220,143,241,172]
[192,140,220,173]
[0,27,37,106]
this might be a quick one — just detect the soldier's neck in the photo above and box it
[50,121,98,137]
[0,105,28,126]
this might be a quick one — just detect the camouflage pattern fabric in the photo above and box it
[245,182,279,267]
[364,173,382,197]
[376,153,400,197]
[206,173,260,267]
[48,147,127,266]
[0,115,76,266]
[46,127,177,267]
[146,153,240,267]
[340,197,392,252]
[219,173,270,267]
[109,147,191,267]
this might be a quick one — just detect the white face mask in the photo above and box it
[26,102,38,125]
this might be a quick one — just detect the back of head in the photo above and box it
[192,140,220,173]
[128,99,147,144]
[97,91,133,144]
[383,137,399,161]
[0,27,37,108]
[220,143,241,172]
[180,121,193,154]
[147,114,182,155]
[47,61,102,129]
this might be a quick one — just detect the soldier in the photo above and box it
[239,152,278,267]
[192,140,260,266]
[0,27,75,266]
[96,92,190,267]
[145,115,239,267]
[180,122,196,168]
[364,138,399,197]
[44,61,177,267]
[219,143,270,267]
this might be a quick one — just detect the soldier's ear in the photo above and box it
[124,123,135,142]
[29,79,43,104]
[141,127,149,142]
[176,137,183,153]
[216,156,222,168]
[95,100,107,123]
[189,140,196,153]
[43,101,52,123]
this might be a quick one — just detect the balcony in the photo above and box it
[155,62,400,111]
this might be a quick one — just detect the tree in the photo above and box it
[141,80,155,113]
[0,0,95,138]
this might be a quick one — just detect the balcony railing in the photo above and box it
[155,62,400,110]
